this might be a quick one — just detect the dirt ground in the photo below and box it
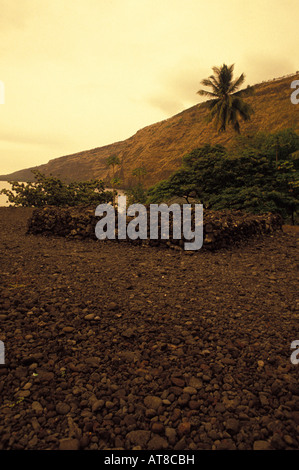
[0,207,298,450]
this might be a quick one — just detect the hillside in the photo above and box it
[1,73,299,188]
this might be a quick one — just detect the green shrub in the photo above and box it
[0,170,113,207]
[147,130,299,223]
[125,183,148,205]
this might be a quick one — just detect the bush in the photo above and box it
[0,170,113,207]
[125,183,148,205]
[147,131,299,223]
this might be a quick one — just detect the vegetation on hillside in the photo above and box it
[106,155,122,206]
[125,167,148,205]
[0,73,297,188]
[2,130,298,224]
[147,129,299,223]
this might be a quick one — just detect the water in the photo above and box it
[0,181,14,206]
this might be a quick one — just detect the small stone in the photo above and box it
[127,430,151,447]
[174,437,186,450]
[122,328,135,338]
[92,400,104,412]
[162,399,171,406]
[216,439,237,450]
[171,408,181,422]
[105,400,114,409]
[171,376,185,387]
[271,433,284,449]
[28,435,38,447]
[165,427,176,445]
[144,396,162,410]
[17,390,31,398]
[31,417,40,432]
[284,435,294,446]
[107,302,119,311]
[188,377,203,389]
[208,430,220,440]
[59,438,80,450]
[215,403,226,413]
[67,416,81,439]
[145,408,157,418]
[79,435,90,449]
[56,402,71,415]
[147,435,168,450]
[151,422,164,434]
[202,375,211,382]
[23,382,32,390]
[177,422,191,436]
[189,400,200,410]
[124,415,136,426]
[183,386,197,395]
[37,370,54,382]
[90,372,101,382]
[259,394,269,407]
[22,353,43,365]
[62,326,75,333]
[178,393,189,406]
[225,418,239,435]
[31,401,43,415]
[253,440,272,450]
[84,314,95,320]
[85,357,101,367]
[118,351,139,363]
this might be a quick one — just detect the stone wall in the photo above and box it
[27,205,283,251]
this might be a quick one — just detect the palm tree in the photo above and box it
[197,64,254,134]
[106,155,120,178]
[132,166,147,185]
[106,155,121,206]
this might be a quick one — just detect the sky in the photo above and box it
[0,0,298,175]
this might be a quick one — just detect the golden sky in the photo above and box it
[0,0,298,174]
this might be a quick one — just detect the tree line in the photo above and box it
[1,64,298,223]
[147,129,299,224]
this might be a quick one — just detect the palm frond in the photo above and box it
[197,89,219,98]
[228,73,245,94]
[197,63,254,133]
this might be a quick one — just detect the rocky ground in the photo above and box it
[0,206,298,451]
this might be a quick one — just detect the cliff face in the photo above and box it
[1,73,298,187]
